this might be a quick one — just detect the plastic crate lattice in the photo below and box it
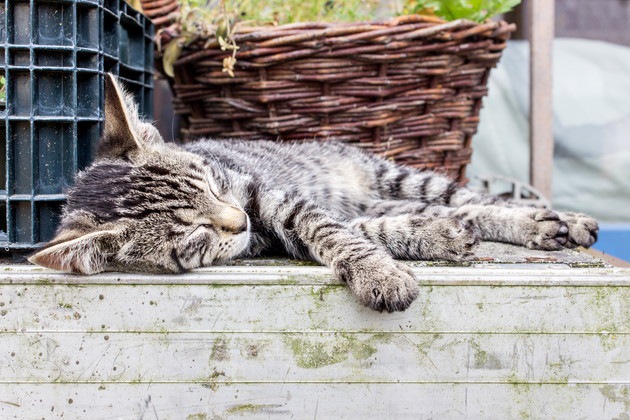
[0,0,154,248]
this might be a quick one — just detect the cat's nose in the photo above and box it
[213,206,248,234]
[227,215,248,234]
[232,221,248,234]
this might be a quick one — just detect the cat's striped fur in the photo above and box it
[29,74,599,312]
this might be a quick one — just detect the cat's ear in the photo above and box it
[28,229,122,274]
[97,73,144,160]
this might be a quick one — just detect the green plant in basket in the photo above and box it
[403,0,522,22]
[173,0,521,24]
[161,0,522,77]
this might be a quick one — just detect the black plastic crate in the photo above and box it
[0,0,153,249]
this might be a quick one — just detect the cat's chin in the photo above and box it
[230,231,252,259]
[206,230,251,266]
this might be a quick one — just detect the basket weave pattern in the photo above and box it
[170,16,515,181]
[140,0,179,29]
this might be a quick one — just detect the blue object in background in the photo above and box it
[592,224,630,262]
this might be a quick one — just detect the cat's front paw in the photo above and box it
[334,256,418,313]
[558,212,599,248]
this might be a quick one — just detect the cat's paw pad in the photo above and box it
[335,257,418,313]
[523,209,569,250]
[559,212,599,248]
[418,218,480,261]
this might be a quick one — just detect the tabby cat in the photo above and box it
[29,74,599,312]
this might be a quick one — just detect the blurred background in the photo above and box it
[468,0,630,261]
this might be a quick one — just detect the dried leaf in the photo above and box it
[222,56,236,78]
[218,35,228,50]
[124,0,143,11]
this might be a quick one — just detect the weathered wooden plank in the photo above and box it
[4,264,628,288]
[1,284,628,333]
[1,383,628,419]
[1,332,628,383]
[529,0,556,199]
[1,254,627,418]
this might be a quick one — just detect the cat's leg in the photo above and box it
[349,215,479,261]
[373,164,499,207]
[362,199,429,217]
[357,198,594,253]
[421,204,598,250]
[259,190,418,312]
[372,164,598,248]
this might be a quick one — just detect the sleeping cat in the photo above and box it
[28,74,598,312]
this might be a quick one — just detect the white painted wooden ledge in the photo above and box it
[1,243,629,419]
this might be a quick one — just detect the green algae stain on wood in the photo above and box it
[186,414,209,420]
[225,404,280,415]
[284,333,378,369]
[599,384,630,414]
[415,333,442,358]
[599,333,621,352]
[469,339,502,370]
[309,284,343,304]
[586,286,629,334]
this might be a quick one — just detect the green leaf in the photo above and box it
[489,0,522,16]
[0,75,6,103]
[162,40,183,78]
[405,0,522,22]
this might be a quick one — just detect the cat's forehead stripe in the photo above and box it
[67,160,219,224]
[142,165,171,176]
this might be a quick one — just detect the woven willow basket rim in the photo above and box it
[161,14,515,63]
[162,14,516,183]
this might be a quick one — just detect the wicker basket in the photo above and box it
[165,15,515,181]
[140,0,179,30]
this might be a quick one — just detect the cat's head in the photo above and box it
[28,74,250,274]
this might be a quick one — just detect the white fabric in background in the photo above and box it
[469,39,630,222]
